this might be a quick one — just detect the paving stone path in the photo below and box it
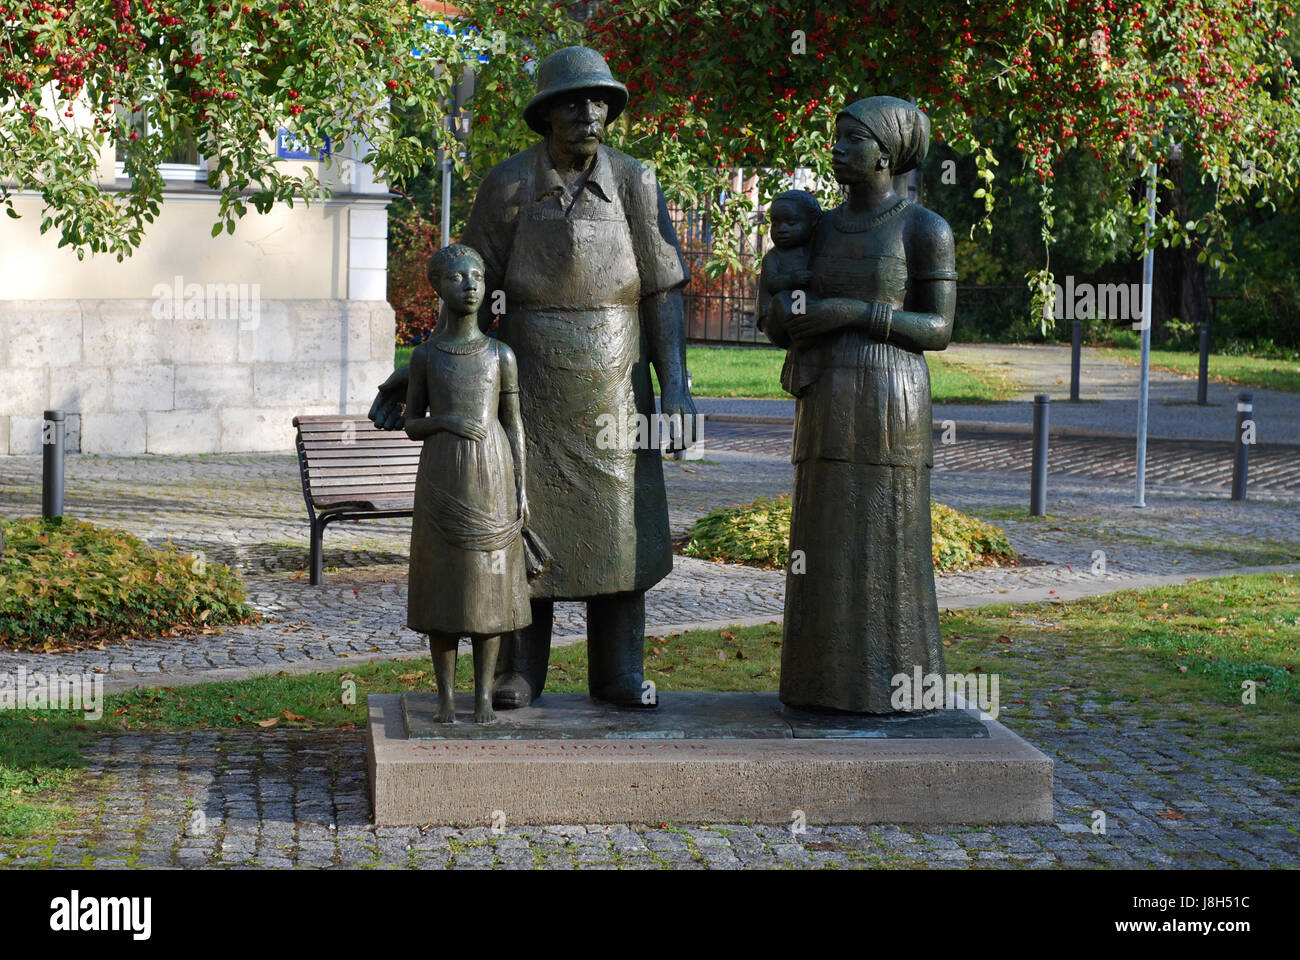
[707,421,1300,497]
[1,702,1294,870]
[2,425,1297,870]
[698,341,1300,445]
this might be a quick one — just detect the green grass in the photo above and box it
[939,572,1300,790]
[0,721,90,839]
[397,343,1017,403]
[666,346,1018,402]
[4,572,1294,840]
[681,494,1018,573]
[1099,347,1300,394]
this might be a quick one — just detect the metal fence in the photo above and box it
[670,204,769,346]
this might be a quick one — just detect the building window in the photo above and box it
[114,110,208,183]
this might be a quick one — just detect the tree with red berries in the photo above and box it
[584,0,1300,320]
[0,0,581,259]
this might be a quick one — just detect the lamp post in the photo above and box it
[1134,160,1156,509]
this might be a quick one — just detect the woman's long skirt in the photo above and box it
[779,457,944,714]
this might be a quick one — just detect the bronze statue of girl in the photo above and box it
[405,244,532,724]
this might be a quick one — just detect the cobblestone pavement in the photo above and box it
[708,421,1300,497]
[941,343,1300,445]
[2,437,1298,685]
[1,700,1295,869]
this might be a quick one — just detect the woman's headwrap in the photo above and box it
[836,96,930,176]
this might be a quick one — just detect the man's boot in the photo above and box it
[492,599,553,709]
[587,591,657,708]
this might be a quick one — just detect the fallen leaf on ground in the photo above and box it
[257,717,280,728]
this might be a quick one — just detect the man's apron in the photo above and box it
[498,180,672,601]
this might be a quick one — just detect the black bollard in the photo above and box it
[1070,320,1082,402]
[42,409,66,520]
[1030,394,1050,516]
[1197,321,1210,405]
[1231,392,1253,501]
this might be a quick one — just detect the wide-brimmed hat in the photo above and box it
[523,46,629,135]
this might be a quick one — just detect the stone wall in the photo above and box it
[0,299,395,455]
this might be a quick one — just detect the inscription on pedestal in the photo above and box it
[401,691,988,741]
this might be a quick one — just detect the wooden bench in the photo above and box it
[292,414,421,585]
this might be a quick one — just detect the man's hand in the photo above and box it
[368,366,410,431]
[660,385,700,451]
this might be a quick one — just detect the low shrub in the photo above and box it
[682,495,1018,574]
[0,517,257,651]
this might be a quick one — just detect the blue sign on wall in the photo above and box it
[276,129,331,160]
[412,19,490,62]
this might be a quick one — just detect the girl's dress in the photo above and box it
[406,337,531,636]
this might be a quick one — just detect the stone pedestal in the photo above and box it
[367,692,1053,826]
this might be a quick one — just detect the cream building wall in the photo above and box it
[0,137,396,456]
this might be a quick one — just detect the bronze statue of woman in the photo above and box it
[760,96,957,714]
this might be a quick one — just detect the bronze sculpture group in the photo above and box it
[372,47,955,722]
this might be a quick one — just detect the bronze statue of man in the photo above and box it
[371,46,695,709]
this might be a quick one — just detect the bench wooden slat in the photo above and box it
[305,454,421,467]
[297,430,417,443]
[294,414,385,426]
[298,421,402,431]
[310,479,417,495]
[302,434,420,447]
[313,495,414,511]
[301,443,424,459]
[305,462,420,477]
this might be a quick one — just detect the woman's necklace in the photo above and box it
[833,196,912,233]
[433,336,490,355]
